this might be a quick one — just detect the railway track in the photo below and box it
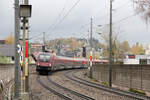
[37,75,72,100]
[37,74,95,100]
[64,70,150,100]
[47,76,95,100]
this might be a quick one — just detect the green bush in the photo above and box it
[101,81,109,86]
[0,56,9,63]
[129,88,146,95]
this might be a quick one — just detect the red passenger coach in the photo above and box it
[52,56,87,70]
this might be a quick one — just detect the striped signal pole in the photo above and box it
[89,18,93,79]
[22,0,29,93]
[89,51,93,78]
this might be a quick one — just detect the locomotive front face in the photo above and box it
[36,53,52,72]
[39,53,51,66]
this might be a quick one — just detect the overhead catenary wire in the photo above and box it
[31,0,136,42]
[30,0,81,41]
[29,0,68,41]
[29,32,42,40]
[113,13,137,24]
[46,0,81,34]
[94,13,137,28]
[74,0,132,38]
[46,0,68,32]
[30,0,67,40]
[94,0,131,21]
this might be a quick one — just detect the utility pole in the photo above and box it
[90,18,93,49]
[14,0,21,99]
[43,32,45,46]
[42,32,46,52]
[89,18,93,79]
[109,0,113,87]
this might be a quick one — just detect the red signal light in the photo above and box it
[25,41,28,58]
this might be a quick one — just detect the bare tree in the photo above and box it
[132,0,150,24]
[97,24,124,63]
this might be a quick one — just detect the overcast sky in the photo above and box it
[0,0,150,46]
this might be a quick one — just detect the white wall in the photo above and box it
[123,59,139,64]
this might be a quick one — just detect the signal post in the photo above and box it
[19,1,31,99]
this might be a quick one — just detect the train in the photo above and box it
[34,52,108,74]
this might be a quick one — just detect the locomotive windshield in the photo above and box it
[39,53,50,62]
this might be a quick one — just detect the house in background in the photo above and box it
[123,54,150,64]
[0,44,14,63]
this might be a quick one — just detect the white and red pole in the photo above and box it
[25,41,28,77]
[90,51,92,67]
[89,51,93,78]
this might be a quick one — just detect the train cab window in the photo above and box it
[39,54,50,62]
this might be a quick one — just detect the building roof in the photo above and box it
[0,44,14,57]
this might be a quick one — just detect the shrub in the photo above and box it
[0,56,9,63]
[101,81,109,86]
[129,88,146,95]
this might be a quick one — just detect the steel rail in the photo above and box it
[47,76,95,100]
[64,70,150,100]
[36,75,72,100]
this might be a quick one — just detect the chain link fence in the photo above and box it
[0,64,14,99]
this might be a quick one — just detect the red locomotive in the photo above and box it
[36,52,54,72]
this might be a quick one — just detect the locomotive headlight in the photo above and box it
[49,63,51,66]
[37,63,40,66]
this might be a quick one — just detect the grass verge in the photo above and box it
[129,88,146,96]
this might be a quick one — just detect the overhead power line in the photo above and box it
[75,0,132,37]
[31,0,81,41]
[46,0,81,34]
[29,33,42,40]
[46,0,68,32]
[114,13,137,24]
[29,0,68,41]
[31,0,134,41]
[94,0,131,21]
